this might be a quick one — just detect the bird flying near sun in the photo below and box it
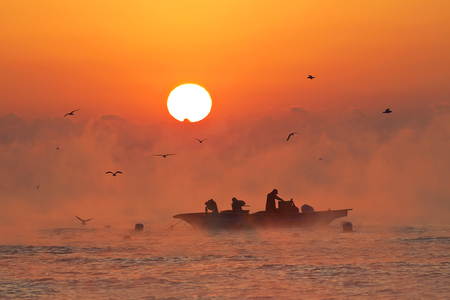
[287,132,299,141]
[167,84,212,122]
[105,171,122,176]
[64,109,79,117]
[307,75,315,80]
[153,154,175,158]
[382,108,392,114]
[194,138,208,143]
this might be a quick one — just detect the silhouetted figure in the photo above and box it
[287,132,299,141]
[307,75,315,80]
[64,109,79,117]
[75,215,93,225]
[382,108,392,114]
[153,154,175,158]
[266,189,284,212]
[301,204,315,213]
[205,199,218,213]
[278,199,299,213]
[231,197,246,213]
[105,171,123,176]
[194,138,208,143]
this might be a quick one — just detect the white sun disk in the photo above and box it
[167,84,212,122]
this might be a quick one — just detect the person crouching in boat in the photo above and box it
[231,197,246,213]
[205,199,218,213]
[265,189,284,213]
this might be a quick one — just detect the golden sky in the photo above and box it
[1,1,450,230]
[1,1,449,122]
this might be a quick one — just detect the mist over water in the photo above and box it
[1,224,450,299]
[2,104,450,232]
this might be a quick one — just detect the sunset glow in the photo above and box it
[1,1,450,298]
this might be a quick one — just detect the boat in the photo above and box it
[173,208,353,229]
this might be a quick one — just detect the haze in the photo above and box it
[1,1,450,234]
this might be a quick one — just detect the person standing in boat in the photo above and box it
[265,189,284,212]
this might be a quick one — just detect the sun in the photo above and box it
[167,84,212,122]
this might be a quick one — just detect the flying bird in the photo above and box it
[105,171,123,176]
[36,185,39,189]
[63,109,79,117]
[56,147,59,150]
[153,154,175,158]
[286,132,299,141]
[194,138,208,143]
[75,215,93,225]
[382,108,392,114]
[319,158,323,161]
[307,75,315,80]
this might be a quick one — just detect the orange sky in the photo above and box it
[1,1,450,230]
[1,1,449,122]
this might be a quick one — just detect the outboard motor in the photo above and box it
[301,204,315,213]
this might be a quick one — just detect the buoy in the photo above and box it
[342,221,353,233]
[135,223,144,231]
[123,235,131,240]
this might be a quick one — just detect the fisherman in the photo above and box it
[231,197,246,213]
[205,199,218,213]
[265,189,284,212]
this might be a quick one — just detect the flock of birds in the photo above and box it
[60,77,392,224]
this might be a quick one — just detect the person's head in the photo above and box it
[272,189,278,194]
[232,197,237,202]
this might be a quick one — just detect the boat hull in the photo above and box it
[173,209,352,229]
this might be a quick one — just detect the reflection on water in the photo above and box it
[1,224,450,299]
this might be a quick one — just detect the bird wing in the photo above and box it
[71,109,79,113]
[166,154,175,156]
[287,134,292,141]
[115,171,123,174]
[105,171,113,174]
[75,215,83,221]
[153,154,162,156]
[63,113,69,117]
[85,218,93,222]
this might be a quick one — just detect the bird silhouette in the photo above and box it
[56,147,59,150]
[319,158,323,161]
[153,154,175,158]
[64,109,79,117]
[287,132,299,141]
[194,138,208,143]
[307,75,315,80]
[75,215,93,225]
[105,171,122,176]
[36,185,39,189]
[382,108,392,114]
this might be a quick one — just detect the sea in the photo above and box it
[1,222,450,299]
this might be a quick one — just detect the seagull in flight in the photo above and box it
[194,138,208,143]
[153,154,176,158]
[105,171,123,176]
[287,132,299,141]
[382,108,392,114]
[75,215,93,225]
[64,109,79,117]
[307,75,315,80]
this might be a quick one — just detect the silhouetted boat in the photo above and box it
[173,208,352,229]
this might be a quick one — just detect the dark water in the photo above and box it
[1,224,450,299]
